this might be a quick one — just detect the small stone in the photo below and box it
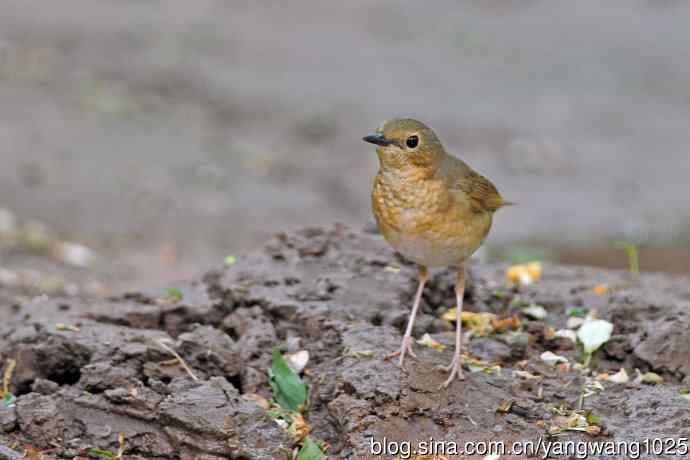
[30,378,59,395]
[0,406,17,432]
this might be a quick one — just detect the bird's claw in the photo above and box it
[395,335,416,367]
[438,354,464,389]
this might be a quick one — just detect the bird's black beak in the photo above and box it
[363,133,393,146]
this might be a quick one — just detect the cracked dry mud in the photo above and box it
[0,225,688,459]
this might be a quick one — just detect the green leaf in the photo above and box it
[88,448,117,459]
[224,255,237,266]
[268,348,307,412]
[568,307,587,318]
[679,389,690,402]
[3,393,16,407]
[577,319,613,355]
[586,411,603,426]
[296,436,326,460]
[165,287,183,302]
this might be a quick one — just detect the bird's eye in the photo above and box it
[406,135,419,149]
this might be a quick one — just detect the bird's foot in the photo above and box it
[385,335,417,367]
[437,353,464,389]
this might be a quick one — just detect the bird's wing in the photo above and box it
[440,155,509,213]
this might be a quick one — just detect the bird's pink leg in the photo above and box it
[392,266,428,367]
[440,265,465,388]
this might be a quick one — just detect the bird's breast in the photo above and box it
[372,174,492,267]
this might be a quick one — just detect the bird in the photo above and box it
[363,118,511,388]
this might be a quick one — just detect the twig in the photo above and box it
[116,432,126,459]
[155,338,199,381]
[2,359,15,396]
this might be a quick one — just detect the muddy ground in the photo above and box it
[0,226,687,459]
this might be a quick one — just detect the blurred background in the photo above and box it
[1,0,689,297]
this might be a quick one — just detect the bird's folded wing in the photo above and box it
[441,156,509,213]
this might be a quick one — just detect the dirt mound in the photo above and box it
[0,225,688,459]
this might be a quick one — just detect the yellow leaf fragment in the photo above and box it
[287,411,311,443]
[491,316,521,332]
[116,432,126,458]
[442,310,495,336]
[636,371,663,385]
[507,262,542,286]
[2,358,16,397]
[244,393,271,410]
[605,368,629,384]
[593,283,609,296]
[496,400,513,413]
[415,333,446,351]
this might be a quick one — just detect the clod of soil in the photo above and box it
[0,225,688,459]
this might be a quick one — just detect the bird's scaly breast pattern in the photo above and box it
[372,172,492,266]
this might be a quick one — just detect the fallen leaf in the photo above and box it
[56,323,80,332]
[384,265,400,273]
[2,358,16,398]
[116,432,126,458]
[442,310,495,335]
[636,371,663,385]
[287,412,311,443]
[586,412,603,426]
[567,307,588,318]
[164,287,183,303]
[679,389,690,402]
[522,304,547,320]
[416,333,446,351]
[593,284,609,296]
[496,400,513,413]
[567,412,588,429]
[296,436,326,460]
[506,262,542,286]
[268,348,307,412]
[464,354,502,375]
[3,392,16,408]
[491,316,521,331]
[540,351,568,365]
[554,329,577,342]
[88,448,118,459]
[606,368,629,384]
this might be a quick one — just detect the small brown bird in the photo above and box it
[364,118,511,388]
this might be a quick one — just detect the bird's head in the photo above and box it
[363,118,444,172]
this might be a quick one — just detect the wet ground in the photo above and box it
[0,227,687,459]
